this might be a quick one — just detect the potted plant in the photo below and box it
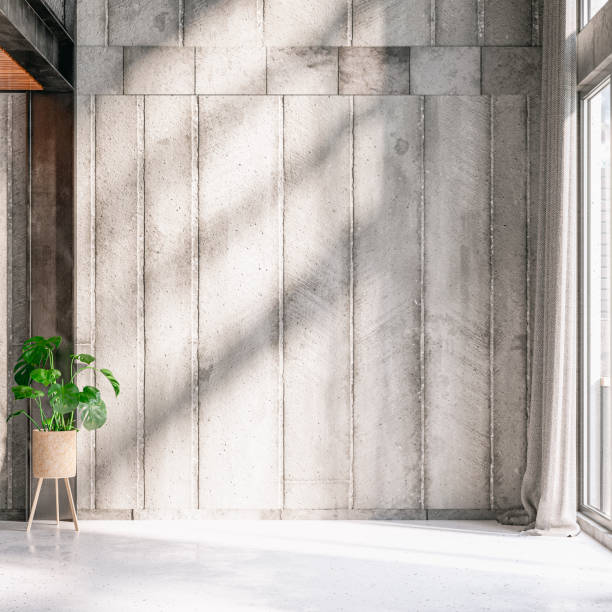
[6,335,119,532]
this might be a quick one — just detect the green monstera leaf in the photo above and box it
[79,386,107,430]
[79,386,99,402]
[70,353,95,365]
[14,336,61,385]
[22,336,60,365]
[30,368,61,386]
[11,385,44,400]
[48,382,80,414]
[99,369,120,397]
[13,358,34,386]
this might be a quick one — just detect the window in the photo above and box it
[581,79,612,530]
[582,0,608,25]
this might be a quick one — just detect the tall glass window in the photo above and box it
[582,80,612,529]
[583,0,607,25]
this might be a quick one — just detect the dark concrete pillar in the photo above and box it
[29,92,74,519]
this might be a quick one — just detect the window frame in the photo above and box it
[579,76,612,532]
[581,0,608,27]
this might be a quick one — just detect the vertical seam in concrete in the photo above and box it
[479,48,483,95]
[6,95,12,509]
[278,96,285,510]
[337,48,340,95]
[489,96,495,511]
[525,96,531,425]
[0,98,6,511]
[136,95,145,510]
[531,0,540,46]
[265,48,269,95]
[419,95,426,511]
[179,0,185,46]
[26,93,31,513]
[430,0,436,46]
[258,0,265,47]
[478,0,485,46]
[191,95,199,510]
[348,95,355,510]
[90,95,97,509]
[104,0,109,47]
[347,0,353,45]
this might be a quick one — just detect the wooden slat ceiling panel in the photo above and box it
[0,47,43,90]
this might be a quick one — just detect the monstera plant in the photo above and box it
[7,335,120,532]
[7,335,119,431]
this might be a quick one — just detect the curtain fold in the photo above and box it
[498,0,580,536]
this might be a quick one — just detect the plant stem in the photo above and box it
[37,398,47,432]
[8,410,41,429]
[70,365,95,384]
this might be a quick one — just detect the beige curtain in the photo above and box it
[498,0,580,536]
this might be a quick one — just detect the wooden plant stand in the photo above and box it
[27,477,79,532]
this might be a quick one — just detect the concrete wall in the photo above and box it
[0,94,29,520]
[41,0,75,34]
[0,92,76,521]
[75,1,541,518]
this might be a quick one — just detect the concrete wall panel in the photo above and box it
[185,0,260,47]
[124,47,195,95]
[196,47,266,95]
[144,96,196,509]
[410,48,480,95]
[0,95,29,514]
[0,97,7,512]
[76,0,106,45]
[339,48,410,95]
[109,0,180,46]
[424,96,491,509]
[7,95,28,513]
[492,96,527,509]
[436,0,478,45]
[77,47,123,95]
[268,47,338,95]
[264,0,348,46]
[353,0,430,46]
[484,0,532,46]
[75,95,95,510]
[482,48,542,95]
[353,96,422,509]
[283,96,351,509]
[94,96,141,509]
[198,96,280,509]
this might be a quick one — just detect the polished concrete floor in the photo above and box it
[1,519,611,611]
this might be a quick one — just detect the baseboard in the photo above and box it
[577,512,612,553]
[426,508,498,520]
[73,508,498,521]
[0,509,25,521]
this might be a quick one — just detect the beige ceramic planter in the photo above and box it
[32,430,76,478]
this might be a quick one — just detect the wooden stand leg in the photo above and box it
[64,478,79,532]
[55,479,59,525]
[27,478,44,533]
